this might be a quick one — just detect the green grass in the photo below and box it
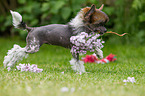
[0,37,145,96]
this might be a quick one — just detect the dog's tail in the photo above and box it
[10,10,31,30]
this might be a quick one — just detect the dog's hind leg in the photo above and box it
[25,36,40,54]
[70,53,86,73]
[3,36,40,68]
[3,44,28,68]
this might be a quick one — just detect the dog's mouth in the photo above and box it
[93,29,107,36]
[97,30,107,35]
[94,26,107,35]
[85,25,107,35]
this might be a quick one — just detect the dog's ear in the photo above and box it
[84,4,96,21]
[98,4,104,10]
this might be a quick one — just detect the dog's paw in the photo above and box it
[69,58,86,73]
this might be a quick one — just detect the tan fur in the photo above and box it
[81,5,109,24]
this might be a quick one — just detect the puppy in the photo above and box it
[10,4,109,72]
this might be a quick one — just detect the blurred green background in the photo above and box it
[0,0,145,45]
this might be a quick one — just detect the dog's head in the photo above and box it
[80,4,109,35]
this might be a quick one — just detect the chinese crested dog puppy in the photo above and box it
[4,4,109,72]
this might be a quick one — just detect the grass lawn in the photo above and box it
[0,37,145,96]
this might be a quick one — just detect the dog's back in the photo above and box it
[27,24,73,48]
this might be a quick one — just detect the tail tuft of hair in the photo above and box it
[10,10,26,29]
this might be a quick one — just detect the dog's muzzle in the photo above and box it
[94,26,107,35]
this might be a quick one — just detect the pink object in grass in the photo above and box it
[82,53,116,64]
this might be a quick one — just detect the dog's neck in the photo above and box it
[69,11,90,35]
[69,11,84,29]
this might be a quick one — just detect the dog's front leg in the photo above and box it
[70,53,86,73]
[95,47,103,59]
